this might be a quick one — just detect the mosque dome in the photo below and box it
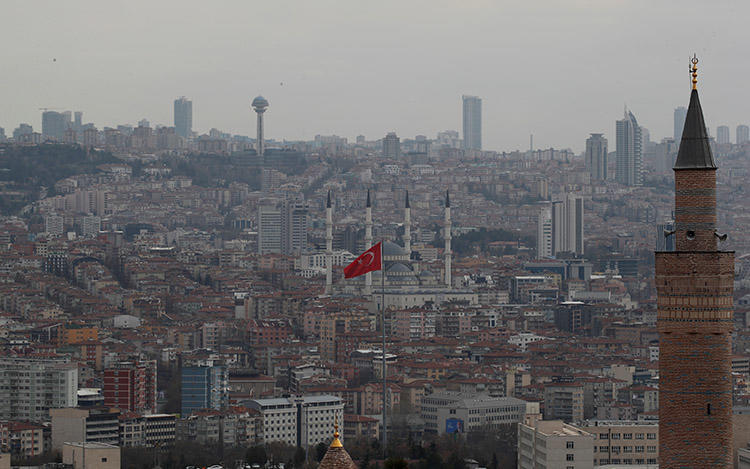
[318,426,357,469]
[387,262,413,274]
[383,240,406,257]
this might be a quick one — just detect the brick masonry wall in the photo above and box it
[656,250,734,468]
[674,169,717,251]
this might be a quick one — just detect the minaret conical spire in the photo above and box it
[445,190,450,208]
[673,56,715,170]
[405,190,410,209]
[366,189,371,208]
[326,190,332,208]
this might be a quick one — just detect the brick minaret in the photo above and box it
[656,56,734,468]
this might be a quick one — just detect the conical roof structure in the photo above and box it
[673,60,716,170]
[318,424,358,469]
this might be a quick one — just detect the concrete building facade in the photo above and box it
[518,419,594,469]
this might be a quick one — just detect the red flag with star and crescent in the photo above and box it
[344,242,382,279]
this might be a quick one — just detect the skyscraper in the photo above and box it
[258,199,308,255]
[383,132,400,158]
[282,199,308,255]
[656,58,734,467]
[536,206,553,259]
[737,124,749,145]
[173,96,192,138]
[585,133,608,181]
[258,204,283,254]
[42,111,67,140]
[616,109,643,186]
[252,95,269,156]
[674,106,687,141]
[462,95,482,150]
[716,125,730,144]
[551,193,584,256]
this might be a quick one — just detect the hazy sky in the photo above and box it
[2,0,749,152]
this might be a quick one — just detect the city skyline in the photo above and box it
[2,1,750,152]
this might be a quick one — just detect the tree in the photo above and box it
[246,446,267,465]
[490,452,498,469]
[293,446,306,468]
[384,457,409,469]
[315,442,328,461]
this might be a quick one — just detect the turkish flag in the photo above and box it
[344,242,382,279]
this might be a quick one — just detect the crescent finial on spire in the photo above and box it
[691,54,699,90]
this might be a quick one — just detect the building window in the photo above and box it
[566,441,574,449]
[566,454,574,461]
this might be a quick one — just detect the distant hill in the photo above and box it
[0,144,120,215]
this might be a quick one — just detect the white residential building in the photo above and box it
[518,419,594,469]
[0,358,78,421]
[248,395,344,448]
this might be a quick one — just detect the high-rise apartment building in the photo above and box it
[82,215,101,237]
[42,111,68,140]
[383,132,401,157]
[248,395,344,448]
[585,133,608,181]
[45,214,64,237]
[74,111,83,131]
[257,205,282,254]
[181,365,228,416]
[0,358,78,421]
[544,382,584,422]
[258,199,308,255]
[616,109,643,186]
[282,199,308,255]
[102,360,157,414]
[656,60,734,467]
[537,207,553,259]
[13,123,33,141]
[551,193,584,256]
[462,95,482,150]
[173,96,192,138]
[674,106,687,141]
[737,124,749,145]
[716,125,730,144]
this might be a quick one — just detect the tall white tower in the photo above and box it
[404,191,411,258]
[325,190,333,295]
[252,96,269,156]
[365,190,373,295]
[444,190,452,288]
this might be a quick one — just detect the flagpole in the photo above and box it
[381,241,387,459]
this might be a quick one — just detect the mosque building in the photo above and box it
[324,190,477,309]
